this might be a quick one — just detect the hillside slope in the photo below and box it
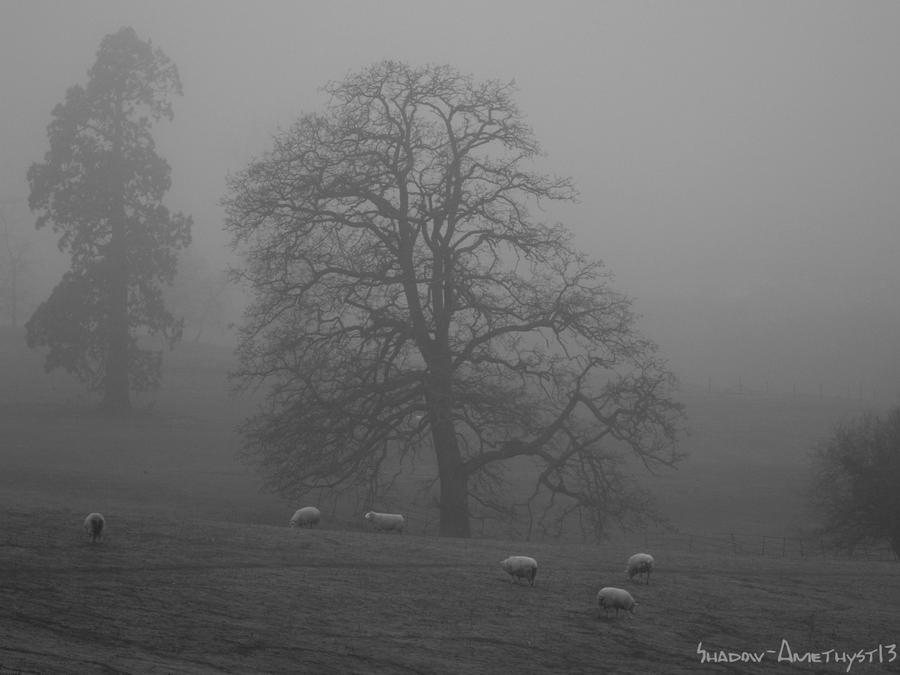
[2,508,899,674]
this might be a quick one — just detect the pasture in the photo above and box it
[2,331,899,673]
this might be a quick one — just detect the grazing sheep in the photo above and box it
[597,587,636,618]
[626,552,654,584]
[364,511,405,533]
[289,506,321,528]
[83,512,105,543]
[500,556,538,586]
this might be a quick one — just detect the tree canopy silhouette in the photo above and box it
[26,26,191,412]
[810,407,900,558]
[225,61,684,538]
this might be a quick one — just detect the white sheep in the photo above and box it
[364,511,405,533]
[597,586,636,618]
[83,512,105,543]
[500,556,538,586]
[289,506,321,528]
[626,552,654,584]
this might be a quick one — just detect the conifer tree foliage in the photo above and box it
[226,61,684,538]
[26,27,191,412]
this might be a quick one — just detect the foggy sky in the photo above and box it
[3,1,899,399]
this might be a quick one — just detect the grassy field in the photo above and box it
[3,508,899,674]
[2,330,898,673]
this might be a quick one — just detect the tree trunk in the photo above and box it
[425,366,471,538]
[104,111,131,414]
[103,263,130,413]
[890,532,900,562]
[103,302,131,413]
[432,418,471,538]
[10,263,17,329]
[103,237,130,413]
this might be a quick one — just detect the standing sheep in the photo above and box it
[83,512,105,543]
[500,556,538,586]
[597,587,636,618]
[289,506,321,528]
[364,511,405,533]
[626,552,654,584]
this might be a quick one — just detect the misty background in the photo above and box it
[3,0,899,401]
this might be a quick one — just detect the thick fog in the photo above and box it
[3,0,899,399]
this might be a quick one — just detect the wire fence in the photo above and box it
[322,495,898,563]
[310,488,897,563]
[613,530,899,562]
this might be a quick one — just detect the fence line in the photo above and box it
[611,529,898,562]
[302,492,898,561]
[320,498,898,562]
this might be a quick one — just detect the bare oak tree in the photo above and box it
[225,62,684,538]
